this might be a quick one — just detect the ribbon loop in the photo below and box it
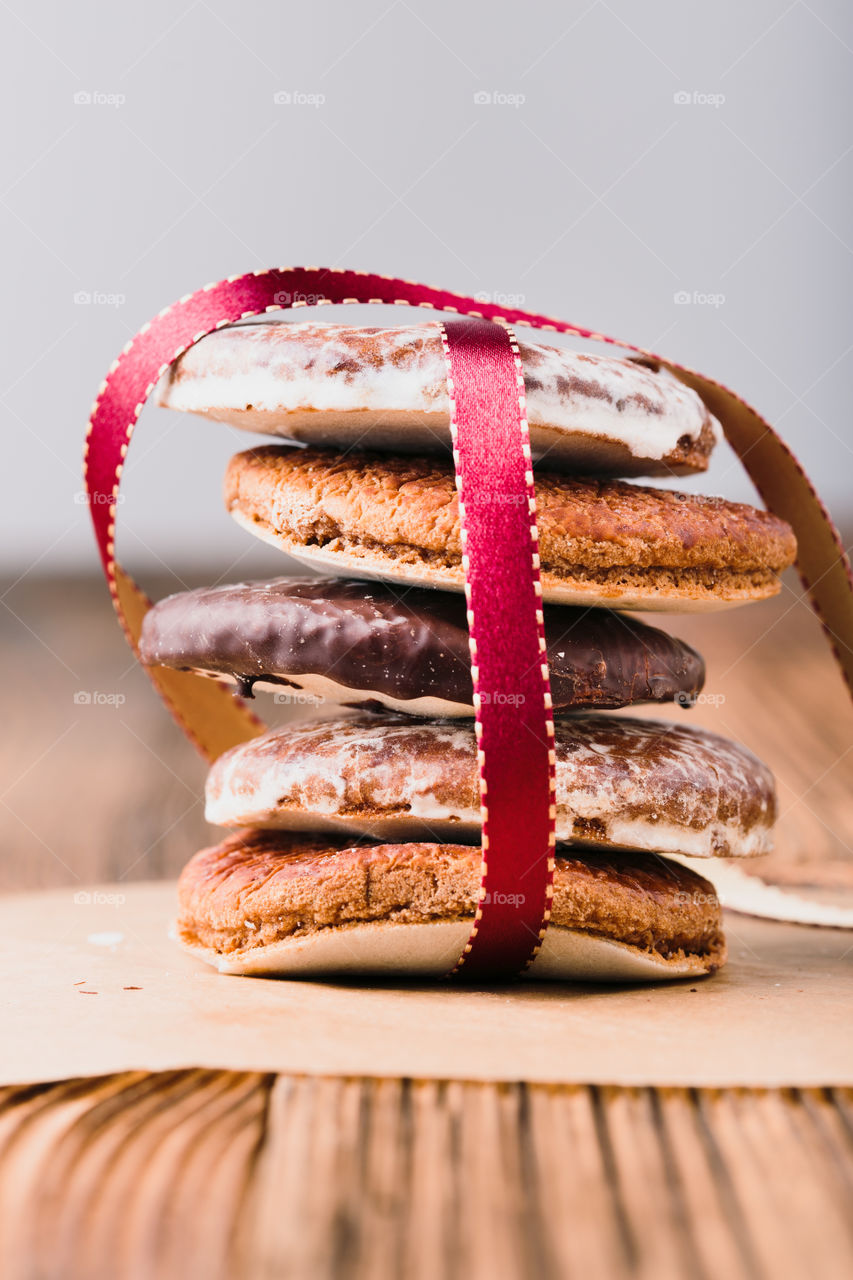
[84,266,853,979]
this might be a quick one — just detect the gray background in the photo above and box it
[3,0,851,579]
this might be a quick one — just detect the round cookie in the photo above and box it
[205,713,777,859]
[176,829,726,980]
[158,321,720,477]
[139,576,706,716]
[224,447,797,612]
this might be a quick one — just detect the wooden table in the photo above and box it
[0,1073,851,1280]
[2,571,852,1279]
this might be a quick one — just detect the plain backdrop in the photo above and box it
[2,0,851,579]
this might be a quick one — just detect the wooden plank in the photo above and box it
[592,1085,693,1278]
[0,1072,268,1280]
[0,1074,851,1280]
[525,1084,629,1278]
[651,1088,751,1280]
[404,1081,458,1280]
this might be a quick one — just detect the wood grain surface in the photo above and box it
[2,573,852,1278]
[0,1073,851,1280]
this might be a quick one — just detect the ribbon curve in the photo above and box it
[84,266,853,977]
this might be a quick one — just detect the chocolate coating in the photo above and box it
[139,576,705,714]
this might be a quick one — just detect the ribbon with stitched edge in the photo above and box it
[441,319,556,977]
[84,267,853,977]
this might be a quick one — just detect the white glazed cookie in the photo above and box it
[158,322,721,477]
[205,713,777,859]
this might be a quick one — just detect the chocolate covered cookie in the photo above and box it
[139,576,705,716]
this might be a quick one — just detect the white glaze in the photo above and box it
[206,713,775,859]
[159,322,720,468]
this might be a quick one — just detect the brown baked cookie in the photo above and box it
[176,829,726,980]
[205,713,776,859]
[224,446,797,612]
[139,575,705,715]
[158,321,719,477]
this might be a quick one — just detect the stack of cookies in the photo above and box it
[141,322,797,981]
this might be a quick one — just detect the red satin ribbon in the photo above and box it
[442,320,555,977]
[84,266,853,980]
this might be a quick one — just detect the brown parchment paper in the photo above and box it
[3,882,852,1087]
